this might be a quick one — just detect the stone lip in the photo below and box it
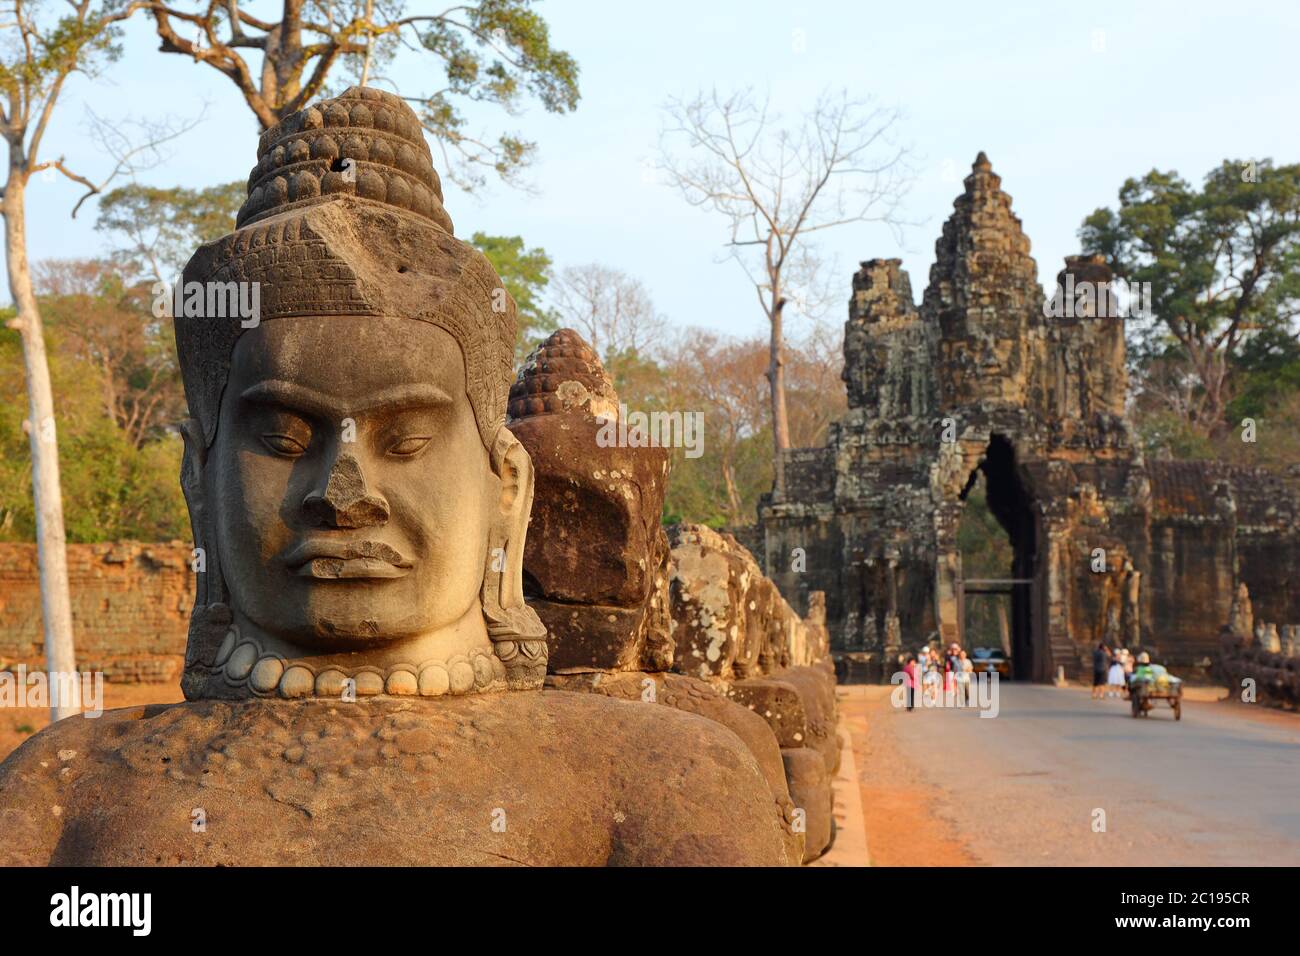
[0,692,796,866]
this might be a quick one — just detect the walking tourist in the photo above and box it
[923,654,942,705]
[1106,652,1126,698]
[958,649,974,704]
[903,655,919,711]
[1091,642,1110,699]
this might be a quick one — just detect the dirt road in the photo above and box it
[839,682,1300,866]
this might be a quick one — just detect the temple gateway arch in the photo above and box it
[754,154,1300,682]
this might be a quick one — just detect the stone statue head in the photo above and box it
[174,87,546,701]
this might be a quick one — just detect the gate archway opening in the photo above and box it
[956,435,1041,680]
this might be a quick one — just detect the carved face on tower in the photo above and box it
[174,87,546,700]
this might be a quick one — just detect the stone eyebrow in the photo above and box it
[240,380,453,417]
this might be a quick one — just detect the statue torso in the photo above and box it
[0,692,792,866]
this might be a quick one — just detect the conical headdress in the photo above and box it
[176,86,516,450]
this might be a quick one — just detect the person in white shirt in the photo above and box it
[1106,652,1127,698]
[957,650,974,705]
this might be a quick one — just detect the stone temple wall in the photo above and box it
[757,153,1300,682]
[0,542,190,682]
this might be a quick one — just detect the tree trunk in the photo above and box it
[3,170,79,720]
[997,599,1012,658]
[722,459,742,522]
[768,287,792,497]
[360,0,376,87]
[1203,353,1228,438]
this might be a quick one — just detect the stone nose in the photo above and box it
[302,453,390,529]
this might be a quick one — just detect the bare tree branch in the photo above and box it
[550,264,667,361]
[656,86,913,491]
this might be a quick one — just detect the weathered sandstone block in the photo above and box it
[547,670,804,862]
[667,524,755,679]
[0,542,190,682]
[726,677,808,745]
[507,330,674,672]
[781,746,834,863]
[668,523,825,680]
[1219,631,1300,710]
[773,664,841,775]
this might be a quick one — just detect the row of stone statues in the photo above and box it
[510,327,839,862]
[0,87,836,866]
[1220,582,1299,710]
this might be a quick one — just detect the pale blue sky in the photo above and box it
[22,0,1300,340]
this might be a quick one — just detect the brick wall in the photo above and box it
[0,542,191,682]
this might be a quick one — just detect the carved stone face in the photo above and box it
[208,315,496,649]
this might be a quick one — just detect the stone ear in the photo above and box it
[177,417,233,699]
[178,417,205,487]
[482,426,547,687]
[178,418,213,605]
[487,427,534,611]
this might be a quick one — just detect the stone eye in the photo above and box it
[387,435,432,457]
[262,433,308,456]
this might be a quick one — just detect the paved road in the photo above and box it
[874,683,1300,865]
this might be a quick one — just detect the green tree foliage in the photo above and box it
[470,231,557,357]
[0,1,127,93]
[2,177,229,539]
[148,0,580,189]
[1229,324,1300,421]
[0,313,188,543]
[660,335,769,527]
[34,259,184,447]
[957,476,1012,578]
[1081,160,1300,440]
[95,181,244,281]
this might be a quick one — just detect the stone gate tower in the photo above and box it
[757,154,1300,681]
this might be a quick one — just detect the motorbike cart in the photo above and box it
[1129,665,1183,720]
